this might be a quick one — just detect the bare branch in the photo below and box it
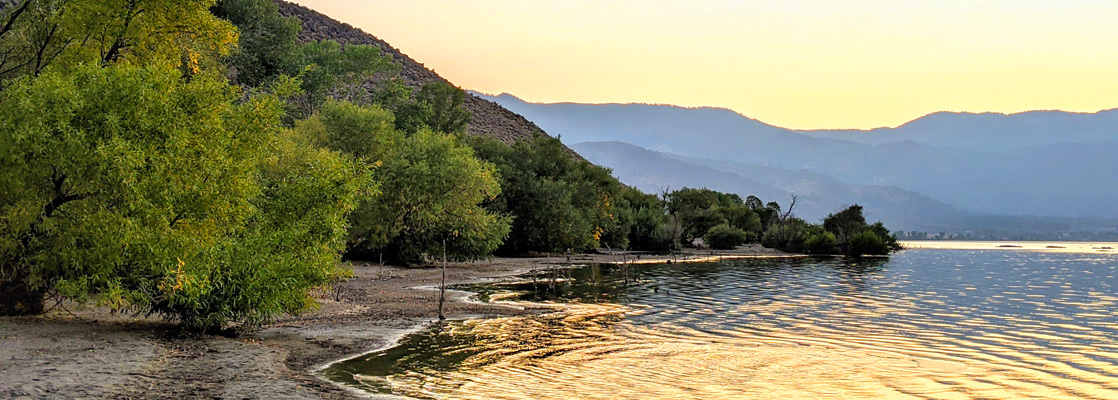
[780,194,798,222]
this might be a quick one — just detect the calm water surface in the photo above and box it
[325,246,1118,399]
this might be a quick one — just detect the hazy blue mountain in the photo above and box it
[801,109,1118,152]
[573,141,962,230]
[478,92,1118,222]
[574,141,1117,239]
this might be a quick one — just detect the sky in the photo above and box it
[291,0,1118,130]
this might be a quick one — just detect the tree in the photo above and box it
[803,232,838,255]
[0,0,237,85]
[467,134,627,254]
[210,0,301,87]
[394,81,471,134]
[362,130,510,263]
[823,204,868,253]
[704,224,748,250]
[288,40,397,119]
[306,103,507,264]
[0,65,362,329]
[847,230,890,256]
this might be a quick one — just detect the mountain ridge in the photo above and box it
[276,2,550,144]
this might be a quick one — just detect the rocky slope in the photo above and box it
[276,1,549,144]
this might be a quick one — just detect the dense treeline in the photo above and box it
[0,0,899,330]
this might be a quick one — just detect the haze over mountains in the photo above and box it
[476,92,1118,238]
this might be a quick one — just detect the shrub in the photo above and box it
[803,232,838,255]
[704,224,749,250]
[761,218,811,253]
[847,230,891,256]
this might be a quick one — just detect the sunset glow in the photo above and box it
[290,0,1118,129]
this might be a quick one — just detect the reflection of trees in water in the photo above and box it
[831,258,888,294]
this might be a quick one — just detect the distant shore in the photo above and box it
[0,245,791,399]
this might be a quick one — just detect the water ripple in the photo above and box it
[326,249,1118,399]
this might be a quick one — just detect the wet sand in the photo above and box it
[0,246,787,399]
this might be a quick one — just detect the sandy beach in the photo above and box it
[0,246,788,399]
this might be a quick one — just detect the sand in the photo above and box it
[0,246,787,399]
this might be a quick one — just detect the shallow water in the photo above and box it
[325,248,1118,399]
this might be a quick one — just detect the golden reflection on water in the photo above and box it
[331,252,1118,400]
[901,241,1118,254]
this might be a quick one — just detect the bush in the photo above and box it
[847,230,891,256]
[760,218,811,253]
[803,232,838,255]
[704,224,749,250]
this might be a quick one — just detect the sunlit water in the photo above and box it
[325,245,1118,399]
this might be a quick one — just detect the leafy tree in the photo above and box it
[848,230,890,256]
[823,204,868,246]
[0,65,362,329]
[803,232,838,255]
[467,134,627,254]
[704,224,749,250]
[210,0,300,87]
[305,102,507,263]
[0,0,237,84]
[288,40,397,119]
[867,222,903,252]
[761,218,814,253]
[394,81,472,134]
[364,130,510,263]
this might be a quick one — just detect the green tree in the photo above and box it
[394,81,472,134]
[0,65,362,329]
[823,204,868,247]
[288,40,397,119]
[0,0,237,84]
[467,134,628,254]
[362,130,510,263]
[847,230,890,256]
[704,224,749,250]
[210,0,301,87]
[803,232,838,255]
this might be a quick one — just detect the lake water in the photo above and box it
[324,243,1118,399]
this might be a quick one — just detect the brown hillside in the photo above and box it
[276,1,550,144]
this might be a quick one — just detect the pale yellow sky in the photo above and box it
[291,0,1118,129]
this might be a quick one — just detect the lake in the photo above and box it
[324,243,1118,399]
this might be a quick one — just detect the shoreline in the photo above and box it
[0,245,792,399]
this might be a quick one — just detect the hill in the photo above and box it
[276,1,547,143]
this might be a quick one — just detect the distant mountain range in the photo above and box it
[477,92,1118,238]
[802,109,1118,152]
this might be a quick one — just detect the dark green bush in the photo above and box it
[704,224,749,250]
[847,230,891,256]
[803,232,838,255]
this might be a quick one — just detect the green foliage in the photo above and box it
[665,187,761,244]
[0,64,359,329]
[467,134,629,254]
[287,40,397,119]
[703,224,749,250]
[395,81,472,134]
[304,101,507,264]
[369,130,509,263]
[761,218,813,253]
[822,205,900,255]
[211,0,301,87]
[0,0,237,84]
[867,222,903,252]
[848,230,891,256]
[803,232,838,255]
[823,204,868,246]
[314,100,401,161]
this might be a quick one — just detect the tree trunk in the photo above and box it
[437,239,447,320]
[0,274,45,316]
